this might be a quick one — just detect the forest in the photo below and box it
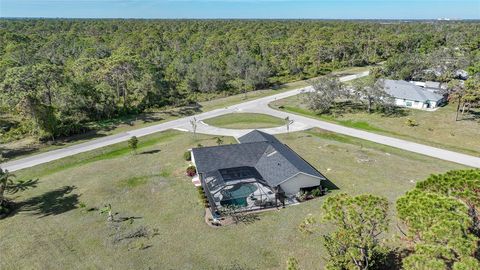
[0,19,479,141]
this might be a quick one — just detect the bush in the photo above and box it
[311,187,323,197]
[128,136,139,153]
[296,191,308,202]
[286,257,300,270]
[183,151,191,161]
[186,165,196,177]
[0,201,14,219]
[196,187,209,207]
[405,118,418,127]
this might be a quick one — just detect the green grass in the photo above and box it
[119,175,152,188]
[0,128,466,270]
[272,95,480,156]
[203,113,285,129]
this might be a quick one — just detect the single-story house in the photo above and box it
[384,79,446,110]
[191,130,326,214]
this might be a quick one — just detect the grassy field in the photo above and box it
[0,66,372,162]
[0,127,466,270]
[203,113,285,129]
[270,94,480,156]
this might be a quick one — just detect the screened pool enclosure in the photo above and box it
[202,166,282,214]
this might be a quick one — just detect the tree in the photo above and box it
[306,77,345,113]
[322,193,389,270]
[227,52,270,99]
[352,77,393,113]
[285,116,294,133]
[462,76,480,114]
[415,169,480,235]
[448,80,466,121]
[227,52,255,99]
[190,117,198,139]
[186,57,225,94]
[101,56,142,111]
[32,64,64,107]
[396,189,479,270]
[128,136,139,154]
[0,168,14,207]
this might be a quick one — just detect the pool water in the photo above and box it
[221,197,248,207]
[220,183,257,207]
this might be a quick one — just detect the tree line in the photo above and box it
[296,169,480,270]
[1,19,479,141]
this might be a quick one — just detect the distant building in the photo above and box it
[384,79,446,110]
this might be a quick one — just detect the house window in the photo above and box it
[406,101,412,107]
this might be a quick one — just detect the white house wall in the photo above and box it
[394,98,442,110]
[190,150,196,167]
[279,173,321,196]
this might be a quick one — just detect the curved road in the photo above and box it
[2,71,479,171]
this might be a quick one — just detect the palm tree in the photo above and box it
[0,168,14,206]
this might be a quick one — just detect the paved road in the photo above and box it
[2,70,479,171]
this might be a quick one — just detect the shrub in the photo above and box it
[286,257,300,270]
[296,191,308,202]
[186,165,196,176]
[298,214,316,234]
[183,151,191,161]
[196,187,209,207]
[128,136,139,153]
[405,118,418,127]
[311,187,323,197]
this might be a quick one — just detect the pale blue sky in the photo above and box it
[1,0,479,19]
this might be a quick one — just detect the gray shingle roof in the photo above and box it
[192,142,268,173]
[192,130,325,188]
[238,130,281,144]
[384,79,444,103]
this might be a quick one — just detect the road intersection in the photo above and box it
[2,70,479,171]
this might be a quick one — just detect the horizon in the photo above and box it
[1,0,479,20]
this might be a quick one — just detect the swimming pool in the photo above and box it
[220,183,257,207]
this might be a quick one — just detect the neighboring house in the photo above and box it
[384,79,446,110]
[191,130,326,215]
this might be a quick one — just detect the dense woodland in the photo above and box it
[0,19,479,141]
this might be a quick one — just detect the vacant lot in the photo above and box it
[271,94,480,156]
[0,128,465,270]
[203,113,285,129]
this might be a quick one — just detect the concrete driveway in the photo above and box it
[2,70,480,171]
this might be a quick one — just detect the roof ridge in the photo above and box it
[193,140,267,150]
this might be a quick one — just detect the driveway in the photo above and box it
[2,70,480,171]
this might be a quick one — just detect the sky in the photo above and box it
[1,0,479,19]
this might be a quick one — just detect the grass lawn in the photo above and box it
[270,94,480,156]
[0,66,372,162]
[0,128,466,270]
[203,113,285,129]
